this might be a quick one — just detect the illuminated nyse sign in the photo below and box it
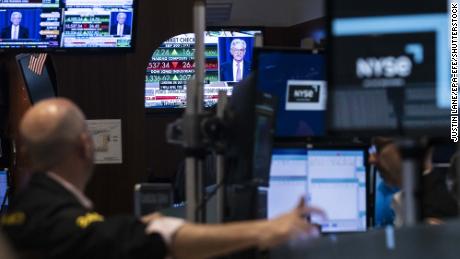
[286,80,326,111]
[355,43,424,88]
[356,55,413,78]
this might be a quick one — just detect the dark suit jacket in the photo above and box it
[1,173,167,259]
[110,24,131,36]
[220,60,251,82]
[0,25,29,39]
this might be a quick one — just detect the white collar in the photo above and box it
[47,172,93,210]
[233,59,243,66]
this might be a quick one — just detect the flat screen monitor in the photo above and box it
[328,0,449,137]
[0,0,136,50]
[17,54,56,104]
[254,48,326,137]
[0,169,8,209]
[306,147,368,232]
[267,144,369,233]
[267,147,308,219]
[144,30,261,110]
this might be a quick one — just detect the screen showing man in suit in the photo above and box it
[1,11,29,40]
[110,12,131,37]
[219,38,252,82]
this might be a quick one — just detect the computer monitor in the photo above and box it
[0,169,8,210]
[328,0,449,137]
[0,0,137,50]
[267,147,308,219]
[267,144,369,233]
[254,48,327,137]
[16,54,57,104]
[306,147,368,232]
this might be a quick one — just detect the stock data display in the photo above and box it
[307,149,367,232]
[0,0,135,49]
[145,31,259,109]
[62,0,134,48]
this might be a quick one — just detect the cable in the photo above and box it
[195,177,225,218]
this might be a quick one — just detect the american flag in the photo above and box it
[28,53,48,76]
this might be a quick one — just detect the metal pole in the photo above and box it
[215,91,228,223]
[193,0,205,113]
[402,158,417,227]
[184,0,206,222]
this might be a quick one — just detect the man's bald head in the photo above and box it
[20,98,88,171]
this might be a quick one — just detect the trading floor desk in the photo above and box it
[272,220,460,259]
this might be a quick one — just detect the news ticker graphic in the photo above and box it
[452,1,458,142]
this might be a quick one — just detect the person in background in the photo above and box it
[110,12,131,37]
[422,145,458,223]
[220,38,251,82]
[369,137,402,227]
[1,98,323,259]
[1,12,29,40]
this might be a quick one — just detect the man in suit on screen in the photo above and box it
[1,12,29,40]
[220,38,251,82]
[110,12,131,37]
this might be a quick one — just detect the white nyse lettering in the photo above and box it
[357,56,413,78]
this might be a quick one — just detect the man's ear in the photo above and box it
[79,132,93,161]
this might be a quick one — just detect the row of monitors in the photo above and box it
[145,37,328,138]
[265,145,369,233]
[145,0,450,138]
[0,0,135,49]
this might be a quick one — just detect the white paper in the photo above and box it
[87,119,122,164]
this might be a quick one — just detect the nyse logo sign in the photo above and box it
[286,80,326,111]
[289,86,319,102]
[355,43,424,88]
[356,56,413,78]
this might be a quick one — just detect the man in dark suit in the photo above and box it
[220,38,251,82]
[1,11,29,40]
[1,98,323,259]
[110,12,131,36]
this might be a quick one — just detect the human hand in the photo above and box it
[140,212,163,224]
[257,197,325,249]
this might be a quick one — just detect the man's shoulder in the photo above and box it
[221,61,232,68]
[9,173,81,212]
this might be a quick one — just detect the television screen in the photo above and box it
[61,0,134,48]
[144,30,261,109]
[255,49,326,137]
[328,0,449,136]
[0,0,135,50]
